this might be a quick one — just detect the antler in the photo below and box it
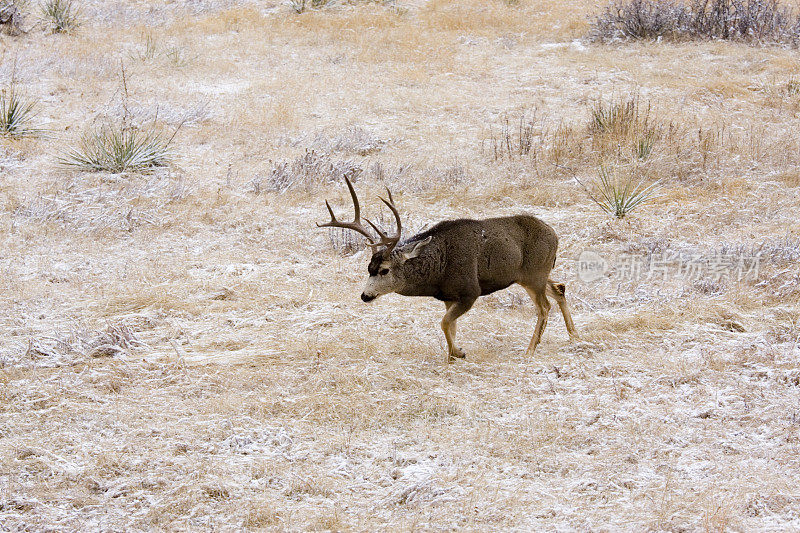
[317,176,403,253]
[365,188,401,252]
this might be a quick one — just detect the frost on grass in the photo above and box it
[247,150,363,194]
[591,0,800,44]
[109,100,212,127]
[304,126,387,156]
[2,0,800,530]
[12,173,187,233]
[1,324,145,369]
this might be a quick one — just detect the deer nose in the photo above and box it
[361,293,376,302]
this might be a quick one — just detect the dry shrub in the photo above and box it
[0,1,23,34]
[485,111,542,161]
[247,150,362,194]
[11,324,145,369]
[591,0,800,44]
[593,0,688,40]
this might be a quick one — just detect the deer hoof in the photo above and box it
[448,348,466,361]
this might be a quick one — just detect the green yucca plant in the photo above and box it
[41,0,80,33]
[0,86,39,137]
[59,124,174,173]
[584,165,662,218]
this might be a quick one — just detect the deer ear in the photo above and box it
[400,236,432,263]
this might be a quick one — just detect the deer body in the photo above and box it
[319,178,577,362]
[365,216,555,300]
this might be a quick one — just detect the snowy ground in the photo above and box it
[1,0,799,530]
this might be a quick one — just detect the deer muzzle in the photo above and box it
[361,292,377,302]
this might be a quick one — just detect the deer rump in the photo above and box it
[390,216,558,302]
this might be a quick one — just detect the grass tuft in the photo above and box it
[590,97,641,135]
[291,0,331,13]
[590,96,663,162]
[783,75,800,96]
[41,0,80,33]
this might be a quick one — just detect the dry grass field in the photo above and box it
[1,0,800,530]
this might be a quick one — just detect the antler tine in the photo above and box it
[376,188,402,252]
[316,177,376,244]
[323,200,336,221]
[365,218,389,240]
[343,175,361,222]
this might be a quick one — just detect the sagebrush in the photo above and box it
[592,0,800,44]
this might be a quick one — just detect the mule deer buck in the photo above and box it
[318,177,577,362]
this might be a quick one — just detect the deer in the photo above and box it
[318,176,577,363]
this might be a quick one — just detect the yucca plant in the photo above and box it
[0,85,39,137]
[59,124,174,173]
[41,0,80,33]
[583,165,662,218]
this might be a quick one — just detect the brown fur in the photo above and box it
[362,216,578,362]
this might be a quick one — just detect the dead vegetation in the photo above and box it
[0,0,798,530]
[592,0,800,44]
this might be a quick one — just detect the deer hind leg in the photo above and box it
[547,280,578,340]
[442,299,475,363]
[523,286,550,356]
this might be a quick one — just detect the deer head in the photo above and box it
[317,177,431,302]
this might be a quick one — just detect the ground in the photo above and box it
[1,0,799,531]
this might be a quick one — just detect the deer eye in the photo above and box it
[379,268,390,276]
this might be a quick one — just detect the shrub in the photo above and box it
[591,0,800,44]
[593,0,688,40]
[1,1,25,34]
[248,151,363,194]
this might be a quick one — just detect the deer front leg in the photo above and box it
[442,299,475,363]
